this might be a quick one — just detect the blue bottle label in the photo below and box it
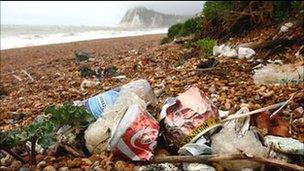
[85,90,119,118]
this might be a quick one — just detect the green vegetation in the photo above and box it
[196,38,217,56]
[160,37,172,45]
[0,102,94,164]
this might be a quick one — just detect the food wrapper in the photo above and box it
[109,104,160,161]
[160,86,221,147]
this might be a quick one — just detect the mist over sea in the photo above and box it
[0,25,167,50]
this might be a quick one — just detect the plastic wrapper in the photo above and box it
[211,107,268,171]
[160,86,221,148]
[264,135,304,156]
[253,62,304,85]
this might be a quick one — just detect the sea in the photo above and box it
[0,25,167,50]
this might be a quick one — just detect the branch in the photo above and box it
[153,154,304,171]
[0,145,26,164]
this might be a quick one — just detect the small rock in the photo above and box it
[208,85,216,93]
[81,158,92,166]
[58,167,69,171]
[9,161,22,170]
[224,101,231,110]
[37,160,47,168]
[43,165,56,171]
[295,107,304,115]
[0,166,9,171]
[1,154,13,166]
[18,167,31,171]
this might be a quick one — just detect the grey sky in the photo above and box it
[1,1,204,26]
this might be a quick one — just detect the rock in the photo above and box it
[208,85,216,93]
[9,161,22,170]
[37,160,47,168]
[104,66,118,77]
[75,50,92,61]
[183,163,216,171]
[1,154,13,166]
[81,158,92,166]
[43,165,56,171]
[18,167,31,171]
[58,167,69,171]
[0,166,9,171]
[9,112,26,122]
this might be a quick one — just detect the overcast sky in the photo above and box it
[1,1,204,26]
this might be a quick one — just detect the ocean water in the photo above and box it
[0,25,167,50]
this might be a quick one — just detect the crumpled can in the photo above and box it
[109,104,160,161]
[160,86,222,148]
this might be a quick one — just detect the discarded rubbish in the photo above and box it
[264,135,304,156]
[237,47,255,59]
[253,61,304,85]
[109,104,159,161]
[74,50,93,61]
[279,22,294,33]
[84,91,146,153]
[213,44,256,59]
[213,44,237,57]
[160,86,221,148]
[138,163,178,171]
[178,136,212,156]
[196,58,219,71]
[82,79,157,118]
[211,107,268,170]
[80,79,100,91]
[183,163,216,171]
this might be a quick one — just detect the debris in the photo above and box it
[178,136,212,156]
[12,74,23,82]
[237,47,255,59]
[264,135,304,156]
[196,58,219,71]
[279,22,294,33]
[138,163,178,171]
[84,92,146,153]
[213,44,237,57]
[211,107,268,170]
[160,86,221,148]
[75,50,93,61]
[109,104,159,161]
[82,79,157,118]
[21,70,34,82]
[104,66,118,77]
[183,163,216,171]
[80,79,100,91]
[112,75,127,80]
[253,62,304,85]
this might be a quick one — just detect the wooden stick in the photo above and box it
[153,154,304,171]
[12,74,22,81]
[21,70,34,82]
[59,144,83,157]
[270,93,295,118]
[221,101,287,123]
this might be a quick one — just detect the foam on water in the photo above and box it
[0,26,167,50]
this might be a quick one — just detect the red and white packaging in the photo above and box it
[109,104,160,161]
[160,86,222,148]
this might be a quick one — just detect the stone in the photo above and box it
[9,161,22,170]
[43,165,56,171]
[58,167,69,171]
[18,167,31,171]
[0,166,9,171]
[0,154,13,166]
[81,158,92,166]
[37,160,47,168]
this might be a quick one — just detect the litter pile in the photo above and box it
[1,22,304,170]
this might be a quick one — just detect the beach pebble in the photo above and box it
[18,167,31,171]
[0,166,9,171]
[9,160,22,170]
[81,158,92,166]
[1,154,13,166]
[58,166,69,171]
[37,160,47,168]
[43,165,56,171]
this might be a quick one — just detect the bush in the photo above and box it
[196,38,216,56]
[179,17,201,37]
[160,36,172,45]
[168,23,184,38]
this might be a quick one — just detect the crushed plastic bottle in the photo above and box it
[80,79,157,118]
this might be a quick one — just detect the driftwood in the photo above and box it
[21,70,34,82]
[59,144,84,157]
[153,153,304,171]
[238,37,304,50]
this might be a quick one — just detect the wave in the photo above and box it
[1,28,167,50]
